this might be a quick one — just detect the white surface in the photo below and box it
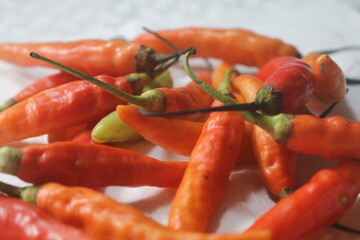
[0,0,360,239]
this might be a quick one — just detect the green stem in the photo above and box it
[0,181,22,198]
[29,50,189,111]
[0,181,40,205]
[183,50,293,144]
[217,68,237,95]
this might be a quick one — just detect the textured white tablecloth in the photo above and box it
[0,0,360,239]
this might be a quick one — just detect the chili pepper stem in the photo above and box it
[183,50,294,144]
[0,146,21,174]
[0,181,39,205]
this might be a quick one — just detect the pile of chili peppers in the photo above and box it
[0,27,359,240]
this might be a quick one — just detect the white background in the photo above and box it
[0,0,360,239]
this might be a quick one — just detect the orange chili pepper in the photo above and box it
[168,99,245,232]
[133,27,300,67]
[168,71,245,232]
[246,159,360,240]
[232,74,298,199]
[302,53,346,104]
[0,142,187,188]
[211,62,238,89]
[117,105,203,156]
[0,52,177,144]
[0,195,97,240]
[0,39,183,76]
[0,71,78,111]
[118,104,256,165]
[0,76,130,144]
[32,51,213,122]
[0,182,271,240]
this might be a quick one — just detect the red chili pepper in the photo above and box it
[255,56,315,114]
[0,39,183,76]
[246,159,360,240]
[0,195,97,240]
[0,76,129,144]
[0,182,271,240]
[0,71,78,111]
[0,52,177,144]
[133,27,300,67]
[0,141,187,188]
[233,74,298,199]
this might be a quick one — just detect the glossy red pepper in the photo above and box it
[0,195,97,240]
[246,159,360,240]
[255,56,315,114]
[0,142,187,188]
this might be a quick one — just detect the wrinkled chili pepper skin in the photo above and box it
[0,40,140,76]
[0,195,96,240]
[286,115,360,160]
[35,183,271,240]
[302,53,346,104]
[168,100,245,231]
[12,142,187,188]
[14,71,78,103]
[255,57,314,113]
[233,74,298,198]
[133,27,299,67]
[159,71,213,121]
[246,159,360,240]
[0,75,132,144]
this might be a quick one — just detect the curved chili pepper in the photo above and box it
[168,71,245,232]
[0,195,97,240]
[255,56,315,114]
[0,52,178,144]
[0,76,129,144]
[133,27,300,67]
[31,50,212,122]
[0,39,185,76]
[168,101,245,231]
[0,71,78,111]
[302,53,347,104]
[0,142,187,188]
[246,159,360,240]
[0,182,271,240]
[233,74,298,199]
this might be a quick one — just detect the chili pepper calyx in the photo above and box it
[135,45,195,72]
[0,98,17,112]
[0,146,21,175]
[276,186,297,201]
[20,185,40,205]
[138,89,167,112]
[259,113,293,145]
[255,84,283,115]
